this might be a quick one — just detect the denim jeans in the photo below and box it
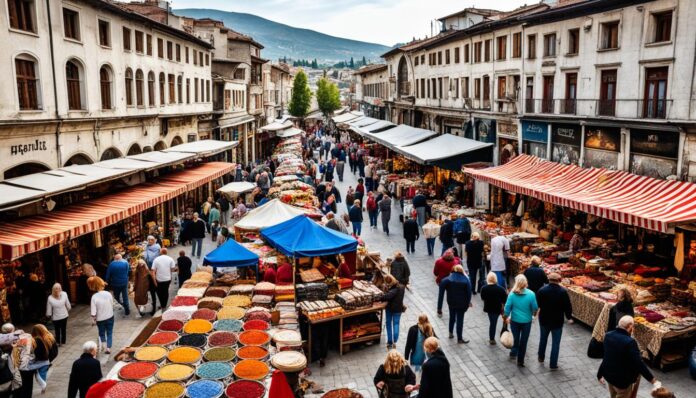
[191,238,203,258]
[426,238,436,255]
[352,222,362,236]
[510,321,532,364]
[494,270,507,290]
[385,310,402,345]
[112,285,130,315]
[487,312,500,341]
[448,306,466,340]
[441,242,453,256]
[368,211,378,227]
[467,266,480,293]
[538,324,563,368]
[365,177,373,192]
[97,316,115,348]
[406,239,415,253]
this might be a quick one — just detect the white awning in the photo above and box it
[218,114,255,129]
[354,121,396,136]
[163,140,237,157]
[127,151,196,168]
[234,198,309,231]
[393,134,493,164]
[332,111,364,124]
[364,124,436,148]
[305,109,324,119]
[260,120,293,131]
[276,127,304,138]
[349,117,380,128]
[217,181,256,195]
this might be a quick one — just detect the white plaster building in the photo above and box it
[353,64,389,120]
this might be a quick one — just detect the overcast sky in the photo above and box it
[169,0,532,46]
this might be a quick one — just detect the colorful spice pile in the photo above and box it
[158,320,183,332]
[223,295,252,308]
[177,334,207,348]
[238,330,270,346]
[191,308,217,321]
[197,297,223,310]
[321,389,364,398]
[203,347,235,362]
[183,319,213,334]
[186,380,223,398]
[243,320,269,331]
[225,380,266,398]
[213,319,243,332]
[166,346,201,364]
[104,381,145,398]
[156,363,194,381]
[171,296,197,307]
[134,346,167,362]
[233,359,269,380]
[236,345,268,361]
[204,287,228,298]
[196,362,232,380]
[148,331,179,346]
[216,306,245,320]
[207,331,237,347]
[144,382,185,398]
[161,309,190,321]
[119,362,158,380]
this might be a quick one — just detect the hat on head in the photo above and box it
[548,273,562,282]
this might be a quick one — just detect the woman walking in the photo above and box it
[133,259,155,317]
[366,191,378,229]
[88,276,115,354]
[30,324,58,393]
[348,199,363,236]
[480,272,508,345]
[607,287,634,332]
[45,283,71,345]
[378,193,392,235]
[382,275,405,349]
[373,350,418,398]
[433,249,460,285]
[404,314,435,372]
[504,274,538,367]
[464,232,485,293]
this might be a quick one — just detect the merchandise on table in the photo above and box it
[245,307,272,323]
[213,319,243,332]
[251,294,273,307]
[207,331,237,347]
[322,388,364,398]
[144,381,185,398]
[134,346,168,362]
[171,296,198,307]
[236,345,269,361]
[296,283,329,301]
[217,306,245,320]
[161,309,191,322]
[177,334,207,348]
[181,281,210,289]
[223,295,252,308]
[225,380,266,398]
[203,346,236,362]
[156,363,194,382]
[233,359,269,380]
[253,282,276,295]
[119,361,159,381]
[298,300,345,321]
[158,320,184,332]
[195,361,232,380]
[272,330,302,346]
[229,284,255,296]
[191,308,217,322]
[186,380,223,398]
[183,319,213,334]
[197,297,223,311]
[104,381,145,398]
[175,288,206,298]
[148,331,179,346]
[238,330,271,346]
[166,346,201,364]
[299,269,325,283]
[335,289,374,310]
[270,350,307,372]
[243,319,270,331]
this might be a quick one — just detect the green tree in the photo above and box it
[349,57,354,68]
[288,69,312,119]
[311,59,318,69]
[361,56,367,66]
[316,77,342,118]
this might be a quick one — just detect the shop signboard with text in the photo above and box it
[521,120,548,159]
[551,123,581,165]
[584,126,621,169]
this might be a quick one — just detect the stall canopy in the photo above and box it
[163,140,237,157]
[217,181,256,195]
[203,239,259,270]
[353,120,396,136]
[364,124,436,148]
[234,199,308,231]
[464,154,696,233]
[393,134,493,171]
[332,111,364,124]
[276,127,304,138]
[260,120,293,132]
[349,117,380,129]
[261,215,358,257]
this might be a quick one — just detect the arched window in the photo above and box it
[158,72,165,105]
[397,57,410,97]
[127,143,142,155]
[64,153,93,166]
[15,54,41,110]
[170,136,183,147]
[100,147,122,161]
[66,59,84,110]
[147,71,155,106]
[125,68,133,106]
[135,69,144,106]
[154,141,167,151]
[99,66,112,109]
[4,162,49,180]
[177,75,183,104]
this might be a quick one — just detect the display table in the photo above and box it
[566,288,607,326]
[305,302,386,362]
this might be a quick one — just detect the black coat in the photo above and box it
[607,300,635,332]
[439,221,454,246]
[536,283,572,330]
[464,240,484,269]
[191,219,206,239]
[383,285,405,314]
[348,205,363,222]
[68,353,102,398]
[480,284,508,314]
[404,325,436,361]
[390,258,410,286]
[373,364,416,398]
[523,266,549,293]
[419,349,453,398]
[597,329,654,389]
[402,219,419,241]
[411,194,427,208]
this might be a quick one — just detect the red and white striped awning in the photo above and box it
[464,155,696,233]
[0,162,234,260]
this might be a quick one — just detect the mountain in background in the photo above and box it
[175,8,392,64]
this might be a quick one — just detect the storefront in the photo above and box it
[629,128,680,179]
[521,119,549,159]
[442,117,466,137]
[474,118,497,146]
[551,123,582,165]
[583,125,621,169]
[496,120,519,165]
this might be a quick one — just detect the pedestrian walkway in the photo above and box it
[310,156,693,398]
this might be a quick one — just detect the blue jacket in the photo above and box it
[453,218,471,235]
[348,205,363,222]
[597,328,654,389]
[105,259,130,288]
[504,288,538,323]
[437,272,472,311]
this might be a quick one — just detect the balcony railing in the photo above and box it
[560,99,576,115]
[540,98,554,114]
[641,99,668,119]
[522,98,673,119]
[525,98,535,113]
[596,99,616,117]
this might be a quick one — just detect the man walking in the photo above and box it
[597,316,660,397]
[489,231,510,289]
[191,212,206,259]
[151,248,177,311]
[403,215,419,254]
[412,191,427,228]
[177,251,192,287]
[422,218,441,256]
[216,196,230,226]
[105,254,130,316]
[536,273,573,370]
[524,256,548,294]
[67,341,102,398]
[336,145,346,182]
[437,265,473,344]
[439,217,455,256]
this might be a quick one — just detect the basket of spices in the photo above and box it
[156,363,195,382]
[238,330,270,347]
[223,295,251,308]
[213,319,243,332]
[321,389,364,398]
[229,284,254,296]
[186,379,224,398]
[183,319,213,334]
[177,334,207,348]
[158,320,184,333]
[236,346,268,362]
[144,381,185,398]
[105,381,146,398]
[203,347,236,362]
[161,309,191,322]
[207,331,237,347]
[134,346,168,362]
[232,359,269,381]
[191,308,217,322]
[204,287,230,298]
[171,296,198,307]
[216,307,245,320]
[242,320,269,331]
[195,362,233,381]
[119,362,159,381]
[225,380,266,398]
[198,297,224,311]
[148,331,179,346]
[166,346,202,364]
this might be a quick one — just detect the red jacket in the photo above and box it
[366,196,377,211]
[433,257,460,285]
[277,263,293,284]
[263,267,277,283]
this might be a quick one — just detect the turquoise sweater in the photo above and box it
[504,288,538,323]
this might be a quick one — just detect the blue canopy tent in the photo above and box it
[203,239,260,277]
[260,215,358,257]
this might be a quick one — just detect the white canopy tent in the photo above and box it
[364,125,437,148]
[260,120,294,132]
[217,181,257,195]
[234,199,308,231]
[393,134,493,166]
[276,127,304,138]
[349,117,380,128]
[163,140,237,157]
[332,111,364,124]
[353,120,396,136]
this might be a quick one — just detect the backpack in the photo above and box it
[0,354,14,385]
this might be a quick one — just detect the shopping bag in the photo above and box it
[500,322,513,349]
[587,337,604,359]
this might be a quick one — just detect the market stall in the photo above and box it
[233,199,311,241]
[203,239,260,277]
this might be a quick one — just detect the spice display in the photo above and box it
[171,296,198,307]
[203,347,235,362]
[158,320,184,332]
[177,334,207,348]
[245,310,272,323]
[236,346,268,361]
[166,347,201,364]
[161,310,190,322]
[144,382,185,398]
[148,331,179,346]
[204,287,228,298]
[207,331,237,347]
[190,272,213,282]
[197,297,223,310]
[134,346,167,362]
[270,351,307,372]
[223,295,251,308]
[225,380,266,398]
[183,319,213,334]
[242,320,269,331]
[176,288,206,298]
[229,284,255,295]
[195,362,232,380]
[186,380,223,398]
[191,308,217,322]
[216,306,245,320]
[233,359,269,380]
[181,281,210,289]
[104,381,145,398]
[119,362,159,380]
[238,330,270,346]
[322,389,364,398]
[213,319,243,332]
[156,364,194,381]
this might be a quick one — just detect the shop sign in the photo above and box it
[498,137,518,165]
[9,139,48,156]
[475,118,497,143]
[585,126,620,152]
[630,129,679,159]
[474,180,490,210]
[551,123,581,146]
[521,120,548,143]
[497,122,518,138]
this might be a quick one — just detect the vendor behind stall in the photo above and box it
[569,225,584,253]
[277,260,293,285]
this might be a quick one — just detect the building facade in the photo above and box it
[354,64,389,120]
[263,63,292,123]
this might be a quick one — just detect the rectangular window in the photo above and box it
[463,77,469,98]
[206,80,211,102]
[421,55,425,65]
[483,76,490,101]
[568,28,579,55]
[474,42,482,63]
[148,74,155,106]
[63,8,80,40]
[496,36,507,60]
[543,33,556,57]
[186,78,190,104]
[653,11,672,43]
[527,34,536,59]
[484,39,491,62]
[167,41,173,60]
[542,75,554,113]
[8,0,35,33]
[644,67,668,118]
[176,44,181,62]
[193,50,198,65]
[512,33,522,58]
[454,47,460,63]
[135,30,143,53]
[146,34,152,56]
[194,78,199,102]
[15,58,38,110]
[498,76,506,99]
[185,47,189,63]
[437,51,442,65]
[420,79,425,98]
[474,78,481,99]
[563,73,577,114]
[599,69,617,116]
[168,74,175,104]
[445,49,450,64]
[157,38,164,58]
[199,52,204,66]
[122,27,131,51]
[98,20,110,47]
[600,21,619,49]
[464,44,470,63]
[205,54,210,66]
[414,56,419,66]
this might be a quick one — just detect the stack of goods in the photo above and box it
[335,289,374,310]
[298,300,345,321]
[245,307,272,323]
[352,280,384,301]
[634,302,696,332]
[342,314,382,341]
[296,283,329,301]
[299,269,325,283]
[277,190,319,209]
[649,283,672,301]
[272,329,303,351]
[268,180,314,200]
[274,285,295,302]
[230,284,255,296]
[254,282,276,295]
[275,158,307,177]
[337,278,353,290]
[241,242,280,266]
[275,302,299,331]
[214,272,238,286]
